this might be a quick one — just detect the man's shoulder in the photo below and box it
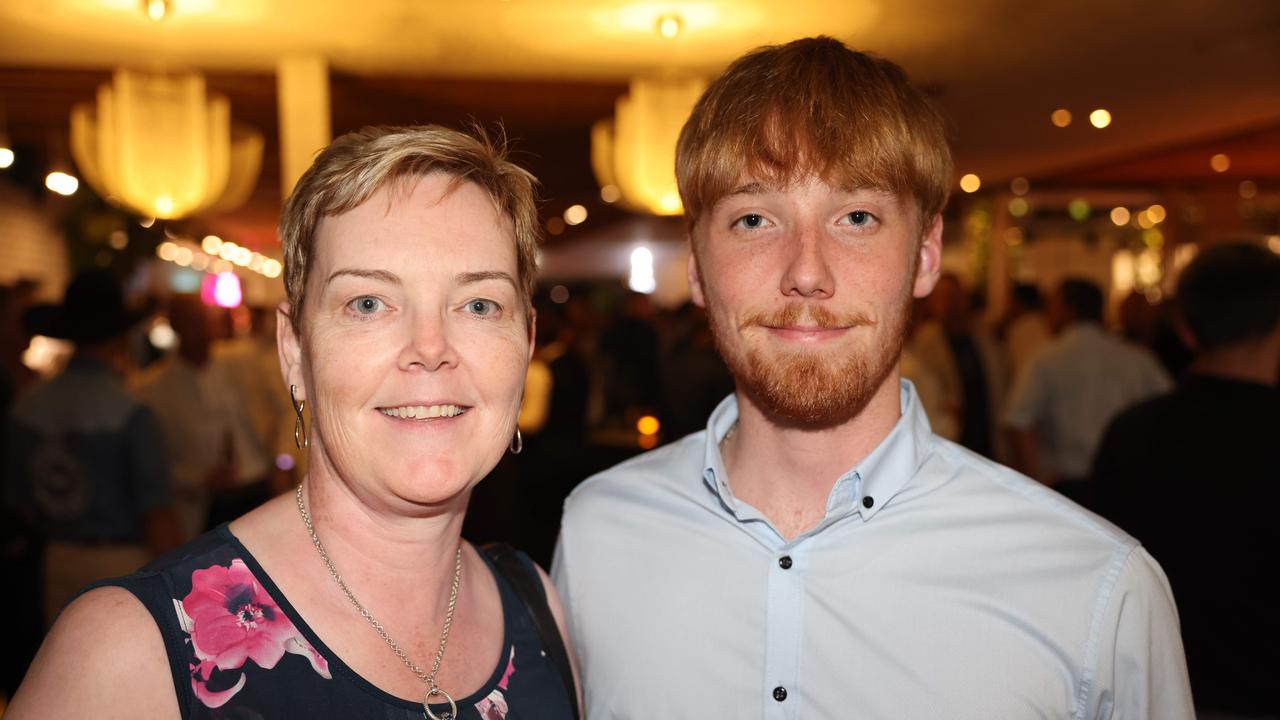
[562,431,708,520]
[928,437,1138,552]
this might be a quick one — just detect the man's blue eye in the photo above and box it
[738,214,765,229]
[847,211,871,226]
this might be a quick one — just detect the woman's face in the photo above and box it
[282,173,532,512]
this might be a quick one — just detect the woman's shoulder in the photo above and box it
[5,585,179,718]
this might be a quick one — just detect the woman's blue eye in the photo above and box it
[468,299,497,316]
[349,296,384,315]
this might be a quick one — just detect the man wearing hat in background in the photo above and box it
[4,270,181,625]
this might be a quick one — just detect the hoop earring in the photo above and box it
[508,427,522,455]
[291,384,308,449]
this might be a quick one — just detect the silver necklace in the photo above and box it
[296,484,462,720]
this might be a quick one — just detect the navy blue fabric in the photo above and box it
[94,525,574,720]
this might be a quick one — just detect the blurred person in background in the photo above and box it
[213,305,300,492]
[900,296,958,440]
[4,270,181,627]
[908,272,1006,459]
[1003,277,1171,506]
[554,37,1191,719]
[8,125,579,719]
[0,281,50,698]
[1093,242,1280,719]
[1117,289,1157,347]
[998,281,1050,381]
[135,294,274,537]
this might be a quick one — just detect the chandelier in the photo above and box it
[591,75,706,216]
[70,69,262,220]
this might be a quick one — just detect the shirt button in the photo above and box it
[778,555,793,570]
[863,495,875,509]
[773,686,788,702]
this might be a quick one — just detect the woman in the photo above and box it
[8,126,580,719]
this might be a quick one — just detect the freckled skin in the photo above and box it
[282,174,534,516]
[689,176,937,426]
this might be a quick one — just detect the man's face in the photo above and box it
[688,175,942,426]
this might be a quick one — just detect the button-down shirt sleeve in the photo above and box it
[1085,546,1194,719]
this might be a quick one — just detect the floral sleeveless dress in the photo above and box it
[91,524,575,720]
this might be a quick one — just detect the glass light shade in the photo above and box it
[70,69,262,220]
[592,76,705,216]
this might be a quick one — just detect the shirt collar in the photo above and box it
[701,379,935,525]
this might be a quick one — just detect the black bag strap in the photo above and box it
[481,543,580,720]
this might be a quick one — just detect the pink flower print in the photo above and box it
[189,659,246,709]
[175,558,330,709]
[475,647,516,720]
[182,559,298,671]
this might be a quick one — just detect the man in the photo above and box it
[553,37,1192,718]
[1004,278,1170,505]
[1092,242,1280,718]
[1000,281,1051,380]
[908,273,1006,459]
[4,271,181,624]
[134,295,273,538]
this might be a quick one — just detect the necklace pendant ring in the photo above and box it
[423,686,458,720]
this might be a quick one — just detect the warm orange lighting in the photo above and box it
[564,204,588,225]
[1051,109,1072,128]
[1136,210,1154,229]
[1008,198,1029,217]
[636,415,661,436]
[1239,180,1258,199]
[1010,177,1030,196]
[157,241,178,261]
[1110,207,1131,226]
[600,184,621,203]
[0,147,14,169]
[201,235,223,255]
[144,0,170,21]
[1146,204,1167,224]
[545,217,565,236]
[45,171,79,196]
[1089,109,1112,129]
[959,173,981,193]
[656,13,682,39]
[1210,153,1231,173]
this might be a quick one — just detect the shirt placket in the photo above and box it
[763,542,805,720]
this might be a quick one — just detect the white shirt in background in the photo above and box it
[1003,322,1171,479]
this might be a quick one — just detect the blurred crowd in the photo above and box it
[2,241,1278,709]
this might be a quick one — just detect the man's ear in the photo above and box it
[912,214,944,299]
[687,242,707,308]
[276,301,306,402]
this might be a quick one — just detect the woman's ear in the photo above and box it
[276,301,305,401]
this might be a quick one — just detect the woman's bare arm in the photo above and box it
[6,586,180,719]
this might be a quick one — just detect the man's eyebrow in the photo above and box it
[724,181,772,198]
[324,268,402,288]
[457,270,518,289]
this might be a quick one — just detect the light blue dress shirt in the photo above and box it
[553,381,1193,719]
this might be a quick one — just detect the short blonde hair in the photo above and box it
[676,37,953,233]
[279,125,539,329]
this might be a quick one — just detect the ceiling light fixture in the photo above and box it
[70,70,264,220]
[592,75,706,216]
[143,0,171,21]
[656,13,682,39]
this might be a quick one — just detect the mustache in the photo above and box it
[739,304,873,331]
